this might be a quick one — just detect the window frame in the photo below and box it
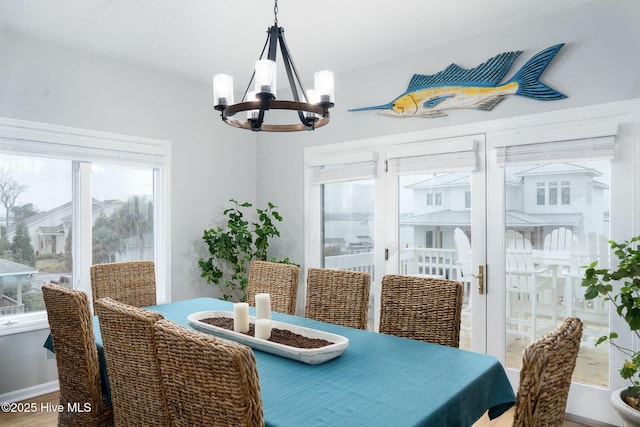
[0,116,171,336]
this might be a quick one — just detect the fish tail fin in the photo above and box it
[348,102,393,112]
[508,43,567,100]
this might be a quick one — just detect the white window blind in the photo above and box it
[496,136,616,166]
[387,138,478,174]
[0,137,166,168]
[310,151,378,185]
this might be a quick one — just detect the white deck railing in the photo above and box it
[325,247,461,281]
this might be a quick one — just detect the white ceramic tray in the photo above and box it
[187,311,349,364]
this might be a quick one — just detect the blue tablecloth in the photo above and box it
[46,297,515,426]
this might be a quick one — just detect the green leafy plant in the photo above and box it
[582,235,640,410]
[198,199,283,301]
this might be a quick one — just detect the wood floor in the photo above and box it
[0,391,596,426]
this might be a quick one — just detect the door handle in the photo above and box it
[470,265,485,295]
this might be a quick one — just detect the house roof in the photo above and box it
[6,199,122,236]
[400,210,583,227]
[406,172,470,188]
[0,259,38,277]
[515,162,603,177]
[405,162,606,189]
[38,225,66,234]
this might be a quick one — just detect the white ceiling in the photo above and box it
[0,0,597,86]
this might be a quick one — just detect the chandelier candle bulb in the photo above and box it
[255,318,272,340]
[314,70,335,104]
[255,293,271,319]
[305,90,320,119]
[255,59,276,95]
[213,74,234,107]
[246,91,259,120]
[233,302,250,333]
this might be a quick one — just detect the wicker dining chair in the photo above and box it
[90,260,156,307]
[41,283,114,427]
[153,319,264,427]
[512,316,583,426]
[94,297,169,427]
[247,261,300,315]
[379,275,463,347]
[305,268,371,330]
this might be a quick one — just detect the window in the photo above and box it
[549,181,558,205]
[426,193,433,205]
[465,191,471,209]
[425,231,434,248]
[537,182,545,205]
[0,118,170,335]
[561,181,571,204]
[435,193,442,206]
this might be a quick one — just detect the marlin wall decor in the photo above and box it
[348,43,567,118]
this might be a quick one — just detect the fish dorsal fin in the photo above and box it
[407,50,523,90]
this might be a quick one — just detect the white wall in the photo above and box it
[0,28,257,395]
[257,0,640,270]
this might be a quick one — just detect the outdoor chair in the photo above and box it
[505,247,554,341]
[42,283,113,427]
[90,260,156,307]
[543,227,576,252]
[379,275,463,348]
[94,297,169,426]
[153,319,264,427]
[305,268,371,330]
[247,261,299,315]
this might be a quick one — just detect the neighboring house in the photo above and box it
[401,163,608,249]
[0,259,39,316]
[4,199,124,256]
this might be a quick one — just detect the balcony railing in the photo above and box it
[325,247,462,282]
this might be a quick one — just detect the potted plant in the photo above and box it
[582,235,640,425]
[198,199,291,301]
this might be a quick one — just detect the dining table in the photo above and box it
[45,297,516,426]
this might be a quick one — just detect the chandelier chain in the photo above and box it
[274,0,278,25]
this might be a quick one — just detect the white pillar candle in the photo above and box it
[255,293,271,319]
[254,318,272,340]
[233,303,250,333]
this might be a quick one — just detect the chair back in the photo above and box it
[94,297,168,426]
[568,232,610,274]
[513,316,583,426]
[506,230,532,251]
[454,227,472,277]
[42,283,113,427]
[505,248,547,292]
[305,268,370,329]
[153,319,264,427]
[543,227,576,252]
[90,261,156,307]
[247,261,299,315]
[379,275,463,348]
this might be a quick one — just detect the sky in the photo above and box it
[0,154,153,212]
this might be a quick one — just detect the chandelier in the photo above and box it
[213,0,334,132]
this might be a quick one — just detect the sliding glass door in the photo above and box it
[304,101,639,425]
[384,136,487,351]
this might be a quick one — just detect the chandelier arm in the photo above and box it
[297,110,316,129]
[278,28,309,104]
[266,26,279,62]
